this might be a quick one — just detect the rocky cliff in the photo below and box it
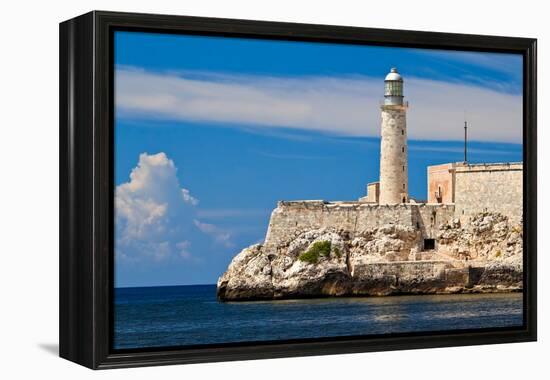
[217,205,522,301]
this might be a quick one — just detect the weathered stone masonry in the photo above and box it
[217,201,522,300]
[427,162,523,224]
[379,67,408,205]
[380,106,408,204]
[454,163,523,224]
[264,201,455,249]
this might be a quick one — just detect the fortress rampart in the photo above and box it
[427,162,523,224]
[264,200,456,249]
[454,163,523,223]
[412,203,456,239]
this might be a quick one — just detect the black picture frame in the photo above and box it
[59,10,537,369]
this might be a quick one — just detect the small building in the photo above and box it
[359,182,380,203]
[427,162,523,223]
[427,163,456,204]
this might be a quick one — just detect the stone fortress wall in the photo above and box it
[218,194,522,301]
[427,162,523,224]
[412,203,456,240]
[265,201,413,248]
[263,160,522,254]
[264,200,456,250]
[453,163,523,224]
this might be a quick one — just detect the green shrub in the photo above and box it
[334,247,341,258]
[298,250,320,264]
[298,241,332,264]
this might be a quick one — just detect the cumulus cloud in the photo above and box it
[115,152,198,261]
[116,152,233,262]
[116,66,522,143]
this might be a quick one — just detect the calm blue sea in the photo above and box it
[113,285,523,349]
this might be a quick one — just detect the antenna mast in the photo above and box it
[464,120,468,164]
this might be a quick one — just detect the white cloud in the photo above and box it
[116,67,522,143]
[181,188,199,206]
[416,50,522,77]
[115,152,198,261]
[116,152,234,263]
[193,220,234,248]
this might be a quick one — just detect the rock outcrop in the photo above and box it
[217,207,523,301]
[436,212,523,290]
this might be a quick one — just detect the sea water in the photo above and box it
[114,284,522,349]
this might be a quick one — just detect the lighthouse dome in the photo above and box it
[385,67,403,82]
[384,68,404,105]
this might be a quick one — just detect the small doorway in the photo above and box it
[435,186,442,203]
[423,238,435,251]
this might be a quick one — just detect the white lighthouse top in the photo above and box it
[385,67,403,82]
[383,67,405,106]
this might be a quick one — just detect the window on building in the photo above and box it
[403,165,405,172]
[403,183,405,189]
[401,130,404,135]
[402,147,405,152]
[423,239,435,250]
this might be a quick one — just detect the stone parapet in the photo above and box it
[265,201,455,248]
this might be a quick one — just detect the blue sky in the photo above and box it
[114,31,522,288]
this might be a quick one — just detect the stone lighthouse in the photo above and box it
[379,68,409,204]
